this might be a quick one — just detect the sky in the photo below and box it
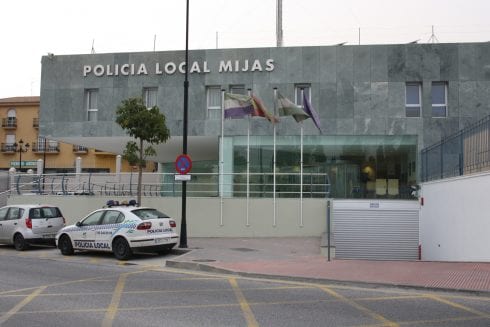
[1,0,490,98]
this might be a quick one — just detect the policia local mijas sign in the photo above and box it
[83,59,275,77]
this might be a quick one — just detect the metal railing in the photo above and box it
[10,172,331,199]
[1,117,17,128]
[31,142,60,153]
[421,115,490,182]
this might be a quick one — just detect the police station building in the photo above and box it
[40,42,490,200]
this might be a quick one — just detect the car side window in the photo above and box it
[115,213,125,224]
[30,208,41,219]
[7,207,22,220]
[101,210,123,225]
[0,207,9,221]
[81,211,104,226]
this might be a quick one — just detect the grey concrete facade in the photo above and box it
[40,43,490,146]
[40,42,490,167]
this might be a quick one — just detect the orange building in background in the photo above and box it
[0,96,149,173]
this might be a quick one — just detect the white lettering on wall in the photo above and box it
[190,61,201,73]
[121,64,130,76]
[94,65,104,76]
[265,59,274,72]
[165,62,176,75]
[83,65,91,76]
[178,62,186,74]
[155,63,163,75]
[251,60,262,72]
[203,61,210,73]
[219,60,233,72]
[137,63,148,75]
[82,59,275,76]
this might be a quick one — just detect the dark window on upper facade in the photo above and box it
[405,82,421,117]
[143,87,158,108]
[229,85,246,95]
[206,86,221,119]
[85,89,98,121]
[431,82,447,117]
[294,84,311,107]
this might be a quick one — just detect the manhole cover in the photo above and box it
[120,262,137,265]
[192,259,216,262]
[230,248,257,252]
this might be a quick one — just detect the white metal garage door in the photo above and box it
[333,200,420,260]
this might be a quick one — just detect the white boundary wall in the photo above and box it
[420,171,490,262]
[7,196,327,237]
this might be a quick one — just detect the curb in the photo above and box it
[165,260,490,296]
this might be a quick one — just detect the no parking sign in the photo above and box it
[175,154,192,175]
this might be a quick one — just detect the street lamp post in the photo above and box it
[180,0,190,249]
[13,139,30,172]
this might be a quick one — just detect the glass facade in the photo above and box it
[162,135,418,199]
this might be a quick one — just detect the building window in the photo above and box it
[294,84,311,107]
[229,85,246,95]
[7,108,16,125]
[143,87,158,108]
[85,89,98,121]
[37,136,46,151]
[405,82,421,117]
[432,82,447,117]
[4,134,15,151]
[207,86,221,119]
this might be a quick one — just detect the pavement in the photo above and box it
[166,237,490,294]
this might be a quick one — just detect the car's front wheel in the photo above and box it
[113,237,132,260]
[13,233,29,251]
[58,235,74,255]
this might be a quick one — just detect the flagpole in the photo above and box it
[220,89,225,226]
[246,89,251,227]
[300,88,304,227]
[273,88,277,227]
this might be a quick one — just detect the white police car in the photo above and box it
[55,200,179,260]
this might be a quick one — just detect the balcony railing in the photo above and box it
[33,118,39,128]
[73,145,88,153]
[2,118,17,129]
[1,143,16,153]
[31,142,60,153]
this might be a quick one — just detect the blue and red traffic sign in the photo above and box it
[175,154,192,175]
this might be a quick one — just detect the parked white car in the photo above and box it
[55,201,179,260]
[0,205,66,250]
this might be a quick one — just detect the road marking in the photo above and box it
[102,273,128,327]
[425,294,490,317]
[357,295,426,302]
[318,285,399,327]
[229,277,259,327]
[360,315,489,327]
[0,286,46,325]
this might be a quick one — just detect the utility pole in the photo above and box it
[276,0,283,47]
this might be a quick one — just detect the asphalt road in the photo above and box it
[0,245,489,327]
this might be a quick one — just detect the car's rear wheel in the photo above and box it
[58,235,74,255]
[13,233,28,251]
[113,238,132,260]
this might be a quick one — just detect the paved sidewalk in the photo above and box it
[166,237,490,293]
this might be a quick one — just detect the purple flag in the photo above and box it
[303,93,322,133]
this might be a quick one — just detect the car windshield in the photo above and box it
[29,207,62,219]
[131,208,169,220]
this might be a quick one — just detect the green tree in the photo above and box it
[116,97,170,205]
